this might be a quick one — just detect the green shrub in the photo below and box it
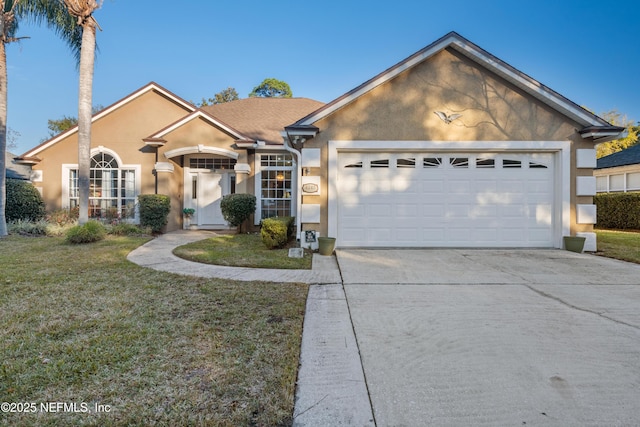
[108,223,150,236]
[8,219,49,236]
[138,194,171,233]
[65,220,106,244]
[5,179,46,221]
[261,217,292,249]
[220,194,256,227]
[595,193,640,229]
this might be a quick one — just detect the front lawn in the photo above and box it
[173,233,313,270]
[0,235,307,427]
[595,229,640,264]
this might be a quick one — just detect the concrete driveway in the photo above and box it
[337,249,640,426]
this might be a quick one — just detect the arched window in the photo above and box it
[68,151,137,220]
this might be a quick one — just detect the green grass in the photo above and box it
[0,235,308,426]
[595,229,640,264]
[173,233,313,270]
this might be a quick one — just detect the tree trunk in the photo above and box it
[0,39,7,237]
[76,21,96,224]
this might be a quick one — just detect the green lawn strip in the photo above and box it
[173,233,313,270]
[595,229,640,264]
[0,235,307,426]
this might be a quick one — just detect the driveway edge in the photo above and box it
[293,284,375,427]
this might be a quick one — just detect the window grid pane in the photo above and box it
[189,158,237,170]
[260,154,293,219]
[74,154,137,219]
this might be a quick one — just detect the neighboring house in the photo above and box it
[17,32,623,251]
[594,144,640,193]
[6,151,33,181]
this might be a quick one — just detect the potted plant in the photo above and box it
[182,208,195,229]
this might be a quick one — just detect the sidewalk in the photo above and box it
[126,230,374,426]
[126,230,342,284]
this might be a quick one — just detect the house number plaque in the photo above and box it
[302,183,319,193]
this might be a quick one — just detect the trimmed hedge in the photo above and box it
[261,216,295,249]
[6,179,46,221]
[220,193,256,227]
[594,193,640,229]
[138,194,171,233]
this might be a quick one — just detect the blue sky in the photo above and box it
[7,0,639,154]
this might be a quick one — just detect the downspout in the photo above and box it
[283,132,303,242]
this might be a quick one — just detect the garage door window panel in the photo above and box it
[423,157,443,168]
[450,157,469,168]
[503,159,522,168]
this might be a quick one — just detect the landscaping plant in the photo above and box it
[65,220,106,243]
[5,179,46,222]
[220,193,256,230]
[138,194,170,233]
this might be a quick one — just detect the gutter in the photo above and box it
[282,132,303,242]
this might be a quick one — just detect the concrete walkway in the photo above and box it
[126,231,372,426]
[127,230,342,284]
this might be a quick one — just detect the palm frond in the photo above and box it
[14,0,84,63]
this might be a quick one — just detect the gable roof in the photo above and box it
[596,144,640,169]
[202,97,324,145]
[291,31,620,135]
[146,109,250,142]
[19,82,196,159]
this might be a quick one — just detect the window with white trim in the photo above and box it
[67,152,138,220]
[258,154,294,220]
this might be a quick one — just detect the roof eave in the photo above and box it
[579,126,626,143]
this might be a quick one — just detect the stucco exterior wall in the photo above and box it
[29,88,194,214]
[302,48,591,238]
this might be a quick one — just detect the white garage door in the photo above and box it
[337,152,556,247]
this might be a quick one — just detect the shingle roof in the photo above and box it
[202,97,324,144]
[6,152,32,180]
[596,144,640,169]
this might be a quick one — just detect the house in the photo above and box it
[17,32,623,251]
[6,151,33,181]
[594,144,640,193]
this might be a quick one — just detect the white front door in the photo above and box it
[185,170,228,227]
[198,172,225,226]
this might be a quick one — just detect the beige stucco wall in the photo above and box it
[31,89,193,215]
[302,47,593,238]
[157,116,248,231]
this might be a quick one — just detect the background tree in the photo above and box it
[596,111,639,158]
[46,104,103,138]
[6,127,19,149]
[249,78,292,98]
[197,86,239,106]
[47,114,77,135]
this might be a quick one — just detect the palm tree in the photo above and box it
[0,0,80,237]
[0,1,18,237]
[62,0,101,224]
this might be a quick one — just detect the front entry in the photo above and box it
[185,170,230,228]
